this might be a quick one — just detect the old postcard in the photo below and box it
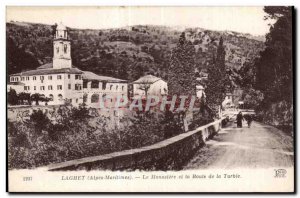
[6,6,294,193]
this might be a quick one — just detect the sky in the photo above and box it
[6,6,272,36]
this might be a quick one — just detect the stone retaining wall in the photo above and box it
[48,118,227,171]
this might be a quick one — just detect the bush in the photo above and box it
[70,103,89,121]
[8,108,171,169]
[8,104,215,169]
[29,109,51,134]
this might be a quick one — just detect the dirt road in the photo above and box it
[184,121,294,169]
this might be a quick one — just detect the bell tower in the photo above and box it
[53,22,72,69]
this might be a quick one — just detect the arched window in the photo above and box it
[58,94,63,101]
[49,94,54,101]
[91,94,99,103]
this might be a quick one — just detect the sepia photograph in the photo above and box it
[6,6,294,193]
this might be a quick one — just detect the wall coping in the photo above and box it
[47,117,227,171]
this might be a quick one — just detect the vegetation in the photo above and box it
[205,37,228,117]
[7,89,50,106]
[237,6,293,132]
[256,7,293,130]
[168,32,196,96]
[8,105,190,169]
[7,22,264,82]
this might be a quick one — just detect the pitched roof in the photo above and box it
[37,63,53,70]
[10,67,83,76]
[132,75,162,84]
[82,71,127,83]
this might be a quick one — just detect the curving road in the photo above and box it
[184,121,294,169]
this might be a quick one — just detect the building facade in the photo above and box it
[132,75,168,98]
[9,23,127,107]
[82,71,128,108]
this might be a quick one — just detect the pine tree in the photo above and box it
[205,37,227,116]
[168,32,196,96]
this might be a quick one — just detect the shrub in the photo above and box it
[29,109,51,134]
[8,89,18,105]
[70,103,89,121]
[8,105,214,169]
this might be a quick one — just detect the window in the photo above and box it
[110,85,113,90]
[48,75,52,80]
[49,94,54,101]
[102,82,107,90]
[48,85,53,90]
[40,86,45,91]
[75,75,81,80]
[26,77,29,81]
[116,85,118,90]
[56,47,59,53]
[33,76,37,80]
[57,85,62,90]
[24,86,30,91]
[68,84,71,90]
[83,81,87,89]
[68,74,70,79]
[40,76,44,80]
[58,94,63,101]
[64,44,68,53]
[57,75,62,80]
[34,86,36,90]
[21,77,25,81]
[76,99,78,103]
[75,84,82,90]
[91,81,99,89]
[10,77,14,82]
[91,94,99,103]
[122,86,124,91]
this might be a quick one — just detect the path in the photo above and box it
[184,121,294,169]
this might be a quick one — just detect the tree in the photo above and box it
[255,6,292,105]
[18,92,31,105]
[205,37,227,117]
[7,37,40,75]
[129,62,146,81]
[8,89,18,105]
[51,23,58,36]
[137,80,151,96]
[29,109,51,134]
[237,60,257,88]
[168,32,196,96]
[31,93,41,105]
[241,88,264,109]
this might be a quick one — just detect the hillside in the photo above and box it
[6,21,265,82]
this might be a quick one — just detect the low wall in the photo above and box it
[7,105,62,122]
[48,118,227,171]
